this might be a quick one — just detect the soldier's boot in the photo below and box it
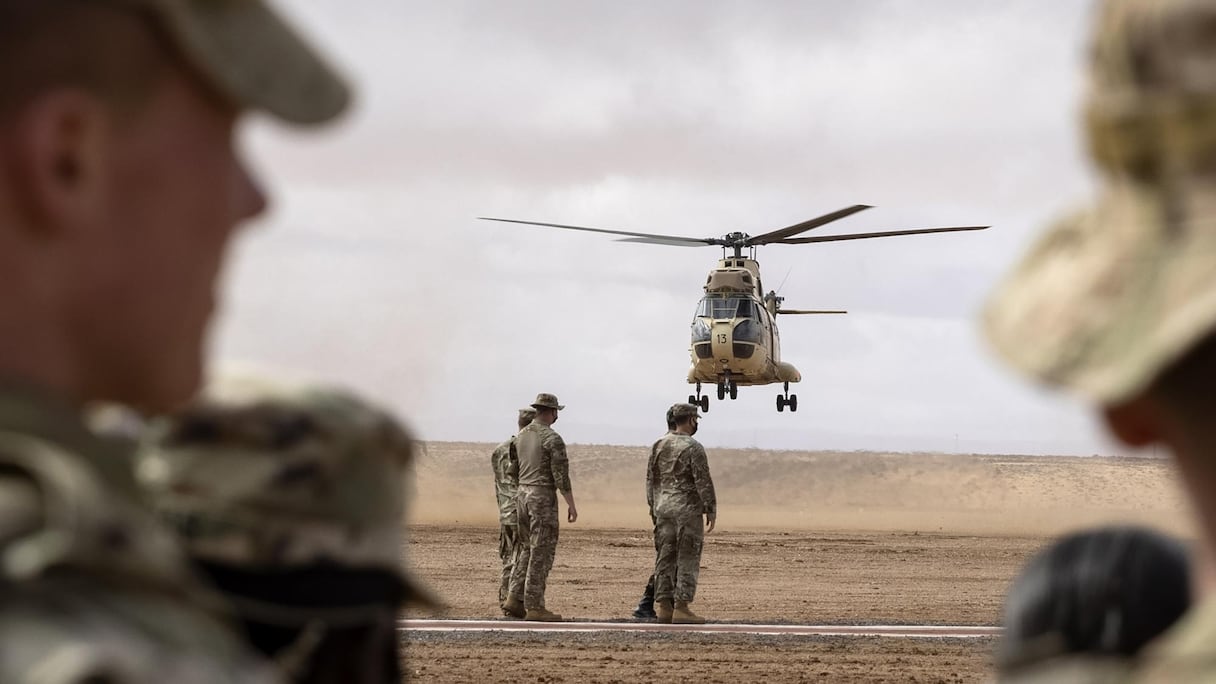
[655,600,673,624]
[632,581,656,619]
[673,601,706,624]
[524,606,563,622]
[501,596,526,619]
[631,596,656,620]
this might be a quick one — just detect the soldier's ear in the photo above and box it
[3,89,110,237]
[1101,398,1164,448]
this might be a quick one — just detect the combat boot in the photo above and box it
[632,596,656,620]
[655,600,673,624]
[501,596,525,619]
[673,601,706,624]
[524,606,563,622]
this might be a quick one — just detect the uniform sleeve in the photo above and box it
[546,432,572,493]
[688,442,716,516]
[645,441,660,514]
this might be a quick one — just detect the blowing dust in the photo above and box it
[411,442,1193,537]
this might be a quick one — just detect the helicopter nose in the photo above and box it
[710,321,733,361]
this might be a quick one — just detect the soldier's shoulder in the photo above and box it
[492,438,513,456]
[1133,596,1216,681]
[1001,656,1133,683]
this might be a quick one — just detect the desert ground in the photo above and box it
[402,442,1192,682]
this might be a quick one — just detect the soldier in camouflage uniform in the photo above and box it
[491,407,536,611]
[985,0,1216,679]
[648,403,716,624]
[632,405,677,620]
[137,378,431,683]
[503,393,578,622]
[0,0,347,681]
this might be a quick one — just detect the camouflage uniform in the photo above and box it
[984,0,1216,680]
[490,435,520,603]
[0,385,277,684]
[648,432,716,605]
[507,420,572,610]
[137,378,430,684]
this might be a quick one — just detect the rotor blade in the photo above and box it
[478,217,715,245]
[747,205,874,245]
[776,225,989,245]
[616,237,708,247]
[777,309,848,315]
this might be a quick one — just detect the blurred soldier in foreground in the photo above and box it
[503,393,578,622]
[632,405,677,620]
[138,379,427,683]
[984,0,1216,678]
[0,0,347,680]
[996,526,1191,681]
[648,403,716,624]
[491,407,536,613]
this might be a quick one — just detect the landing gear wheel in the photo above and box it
[699,395,710,413]
[688,395,697,405]
[729,382,738,400]
[776,382,794,414]
[716,383,726,401]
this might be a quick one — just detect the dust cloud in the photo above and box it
[411,442,1192,538]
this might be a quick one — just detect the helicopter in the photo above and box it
[480,205,987,413]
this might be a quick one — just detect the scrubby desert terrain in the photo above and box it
[402,442,1191,682]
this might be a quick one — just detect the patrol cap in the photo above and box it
[124,0,350,124]
[518,407,537,422]
[530,393,564,411]
[670,402,701,422]
[984,0,1216,404]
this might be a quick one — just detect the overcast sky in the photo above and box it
[211,1,1135,455]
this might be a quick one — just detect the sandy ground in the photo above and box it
[401,442,1192,682]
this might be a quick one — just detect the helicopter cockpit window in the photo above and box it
[696,297,759,321]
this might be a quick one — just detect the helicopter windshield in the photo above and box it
[696,297,758,321]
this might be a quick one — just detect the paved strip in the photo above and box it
[400,619,1000,638]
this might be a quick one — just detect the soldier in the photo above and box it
[503,393,578,622]
[983,0,1216,678]
[648,403,716,624]
[632,404,677,620]
[491,407,536,613]
[0,0,346,681]
[137,379,429,683]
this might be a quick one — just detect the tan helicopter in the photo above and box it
[481,205,987,413]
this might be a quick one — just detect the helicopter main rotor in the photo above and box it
[479,205,988,259]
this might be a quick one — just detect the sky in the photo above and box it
[211,0,1139,455]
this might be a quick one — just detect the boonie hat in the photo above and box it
[984,0,1216,404]
[530,393,564,411]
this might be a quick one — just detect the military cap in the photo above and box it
[670,402,701,422]
[123,0,350,124]
[530,393,565,411]
[984,0,1216,403]
[518,407,537,422]
[136,376,425,598]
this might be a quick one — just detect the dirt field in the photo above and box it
[402,442,1192,682]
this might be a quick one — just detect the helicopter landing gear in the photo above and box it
[689,382,710,413]
[776,382,798,413]
[717,373,739,401]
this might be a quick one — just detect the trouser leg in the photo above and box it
[498,523,517,603]
[674,513,705,604]
[653,517,678,604]
[522,489,559,610]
